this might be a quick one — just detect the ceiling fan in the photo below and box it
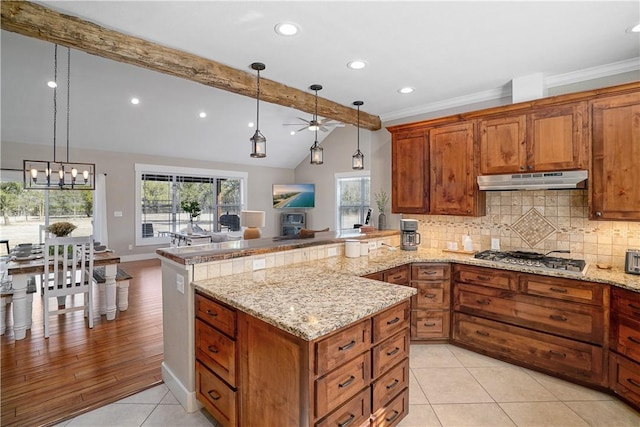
[284,84,344,133]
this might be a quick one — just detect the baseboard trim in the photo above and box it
[161,362,201,413]
[119,253,159,263]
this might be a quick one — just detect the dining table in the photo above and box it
[6,247,121,340]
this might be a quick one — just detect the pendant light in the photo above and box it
[309,84,324,165]
[24,45,95,190]
[249,62,266,158]
[352,101,364,170]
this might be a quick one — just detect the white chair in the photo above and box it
[43,236,94,338]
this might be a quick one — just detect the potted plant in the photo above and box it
[374,190,389,230]
[46,221,77,237]
[180,200,201,234]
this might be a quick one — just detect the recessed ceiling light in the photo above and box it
[347,60,367,70]
[398,87,414,94]
[199,112,207,118]
[248,122,254,128]
[47,81,57,88]
[130,97,140,105]
[275,23,298,36]
[629,23,640,33]
[290,131,296,136]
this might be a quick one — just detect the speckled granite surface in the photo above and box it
[195,265,416,341]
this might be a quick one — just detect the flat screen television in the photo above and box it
[273,184,315,209]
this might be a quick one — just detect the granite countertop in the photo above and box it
[195,264,416,341]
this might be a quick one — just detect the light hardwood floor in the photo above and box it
[1,259,163,427]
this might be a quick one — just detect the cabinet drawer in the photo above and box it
[315,387,371,427]
[196,293,236,338]
[413,282,447,309]
[372,358,409,412]
[315,352,371,418]
[370,387,409,427]
[411,310,450,340]
[612,288,640,321]
[454,284,604,344]
[521,275,604,306]
[195,319,236,387]
[315,320,371,376]
[609,353,640,409]
[383,265,410,285]
[196,361,237,427]
[454,265,515,290]
[373,300,410,344]
[372,329,410,378]
[411,263,448,281]
[453,313,605,385]
[611,312,640,364]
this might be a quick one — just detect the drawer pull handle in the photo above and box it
[207,390,222,401]
[627,336,640,345]
[476,299,490,306]
[339,340,356,351]
[424,271,437,275]
[387,347,401,357]
[338,414,355,427]
[629,303,640,312]
[207,345,219,354]
[475,330,489,337]
[550,287,568,293]
[387,317,400,325]
[549,314,568,322]
[338,375,356,388]
[549,350,566,358]
[626,378,640,389]
[424,293,437,299]
[392,274,403,280]
[386,410,400,423]
[424,322,437,327]
[476,275,491,281]
[386,379,400,390]
[205,309,218,317]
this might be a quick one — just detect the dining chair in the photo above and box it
[43,236,94,338]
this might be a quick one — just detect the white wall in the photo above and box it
[1,141,294,258]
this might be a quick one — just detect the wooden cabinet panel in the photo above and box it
[315,352,370,418]
[370,387,409,427]
[411,263,448,281]
[590,91,640,221]
[454,264,516,291]
[196,361,237,427]
[372,329,410,378]
[527,102,587,172]
[315,320,371,376]
[195,319,236,387]
[412,282,446,309]
[520,274,604,306]
[372,359,409,412]
[609,353,640,408]
[391,130,429,213]
[382,265,410,285]
[611,287,640,321]
[429,122,484,216]
[315,388,371,427]
[196,294,237,338]
[372,301,410,344]
[411,310,450,340]
[453,313,605,386]
[611,315,640,363]
[479,114,526,174]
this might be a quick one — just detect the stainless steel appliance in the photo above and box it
[474,250,588,275]
[477,170,588,191]
[400,219,420,251]
[625,249,640,275]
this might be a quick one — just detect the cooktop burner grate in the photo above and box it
[474,250,588,275]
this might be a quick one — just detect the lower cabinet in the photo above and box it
[195,292,411,426]
[610,287,640,408]
[410,263,451,341]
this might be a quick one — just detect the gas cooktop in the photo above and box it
[474,250,588,275]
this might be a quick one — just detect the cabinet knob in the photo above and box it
[467,209,471,214]
[595,211,602,217]
[520,166,525,171]
[527,165,533,170]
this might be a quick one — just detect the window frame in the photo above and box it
[335,171,371,232]
[134,163,247,246]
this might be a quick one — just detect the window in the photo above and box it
[335,172,370,231]
[135,164,247,246]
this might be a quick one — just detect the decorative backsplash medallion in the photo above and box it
[510,207,558,248]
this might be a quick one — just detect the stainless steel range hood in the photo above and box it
[477,170,588,191]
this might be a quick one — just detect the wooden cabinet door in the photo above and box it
[590,92,640,221]
[391,130,429,213]
[527,102,587,172]
[429,122,481,216]
[479,114,527,174]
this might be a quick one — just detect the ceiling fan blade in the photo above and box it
[296,117,312,124]
[297,125,310,132]
[319,125,329,132]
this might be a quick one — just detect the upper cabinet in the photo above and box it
[590,92,640,221]
[479,102,588,174]
[392,130,429,213]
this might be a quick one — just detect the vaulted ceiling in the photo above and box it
[2,1,639,169]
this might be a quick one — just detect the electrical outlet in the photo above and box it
[491,238,501,251]
[128,244,133,250]
[378,240,385,248]
[368,241,377,251]
[327,247,337,257]
[253,258,266,270]
[176,274,185,294]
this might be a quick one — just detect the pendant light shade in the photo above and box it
[309,84,324,165]
[249,62,266,158]
[352,101,364,170]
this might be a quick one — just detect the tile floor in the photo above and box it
[54,344,640,427]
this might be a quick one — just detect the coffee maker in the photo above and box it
[400,219,421,251]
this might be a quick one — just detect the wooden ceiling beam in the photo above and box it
[1,1,381,131]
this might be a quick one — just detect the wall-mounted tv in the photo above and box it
[273,184,315,209]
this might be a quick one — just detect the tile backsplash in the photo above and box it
[406,190,640,269]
